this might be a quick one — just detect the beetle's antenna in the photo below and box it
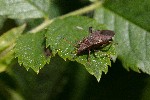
[62,37,77,47]
[89,27,92,33]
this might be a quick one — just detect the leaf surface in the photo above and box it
[104,0,150,31]
[0,24,26,52]
[46,16,116,81]
[94,7,150,73]
[0,0,51,19]
[0,24,26,71]
[15,31,50,73]
[0,16,5,29]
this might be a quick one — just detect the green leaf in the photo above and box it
[46,16,116,81]
[15,31,50,73]
[0,24,26,68]
[0,0,51,19]
[0,64,7,72]
[104,0,150,31]
[0,16,6,29]
[12,55,69,100]
[0,24,26,52]
[94,7,150,74]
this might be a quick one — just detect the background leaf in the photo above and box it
[0,16,6,30]
[11,55,70,100]
[0,24,26,52]
[104,0,150,31]
[15,31,50,73]
[0,24,26,72]
[46,16,116,81]
[0,0,51,19]
[94,7,150,74]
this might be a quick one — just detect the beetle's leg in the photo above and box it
[62,37,75,46]
[87,50,91,62]
[44,46,52,57]
[93,51,97,58]
[89,27,92,33]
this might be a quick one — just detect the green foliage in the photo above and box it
[94,7,150,74]
[0,0,150,99]
[3,0,149,81]
[0,24,25,52]
[0,16,5,29]
[46,16,116,81]
[0,0,56,19]
[15,31,50,73]
[0,24,25,72]
[104,0,150,31]
[12,55,70,100]
[14,16,116,81]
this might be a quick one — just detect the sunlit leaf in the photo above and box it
[46,16,116,81]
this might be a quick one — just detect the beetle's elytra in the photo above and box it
[76,27,115,59]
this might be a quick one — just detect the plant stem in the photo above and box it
[29,1,102,33]
[59,1,102,19]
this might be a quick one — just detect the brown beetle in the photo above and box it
[76,27,115,60]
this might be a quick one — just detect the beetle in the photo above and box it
[76,27,115,60]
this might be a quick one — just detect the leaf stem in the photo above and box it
[29,1,102,33]
[59,1,102,19]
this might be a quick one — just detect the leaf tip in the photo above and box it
[36,70,39,74]
[95,75,101,82]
